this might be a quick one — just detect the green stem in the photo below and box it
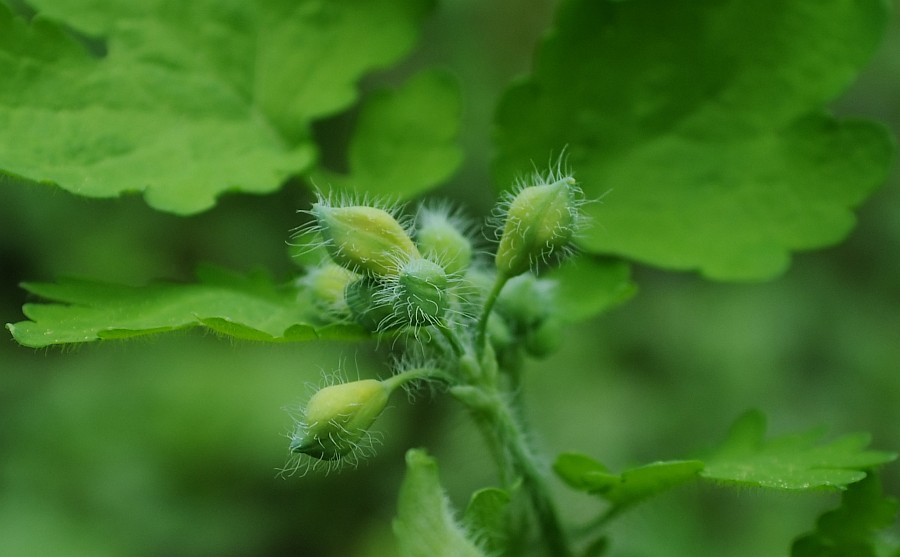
[434,321,466,358]
[456,385,571,557]
[475,273,509,355]
[494,396,571,557]
[383,367,453,392]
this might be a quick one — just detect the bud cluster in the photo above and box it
[289,158,587,471]
[299,195,478,333]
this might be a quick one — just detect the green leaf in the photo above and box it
[394,449,486,557]
[702,410,897,490]
[315,69,463,199]
[792,473,899,557]
[494,0,894,280]
[554,452,703,512]
[463,487,512,556]
[547,255,636,322]
[6,265,366,347]
[0,0,431,214]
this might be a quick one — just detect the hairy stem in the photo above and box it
[493,395,571,557]
[434,321,466,358]
[383,367,453,392]
[454,384,570,557]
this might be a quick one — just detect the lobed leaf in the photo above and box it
[0,0,431,214]
[494,0,895,280]
[6,265,366,347]
[393,449,486,557]
[702,410,897,490]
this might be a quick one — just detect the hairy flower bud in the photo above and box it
[345,277,395,332]
[497,275,556,328]
[312,203,419,276]
[290,379,391,460]
[394,258,450,325]
[416,208,473,275]
[302,262,357,316]
[495,175,579,277]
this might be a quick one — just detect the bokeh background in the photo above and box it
[2,1,899,556]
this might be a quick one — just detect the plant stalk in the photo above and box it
[458,386,571,557]
[475,273,509,355]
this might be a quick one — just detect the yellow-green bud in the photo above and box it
[290,379,391,460]
[303,262,357,315]
[496,177,577,277]
[417,211,473,275]
[395,258,449,325]
[313,203,419,276]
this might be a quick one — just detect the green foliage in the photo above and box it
[7,265,365,347]
[313,69,463,199]
[0,0,431,214]
[554,454,703,512]
[463,487,513,556]
[553,409,897,525]
[792,473,899,557]
[702,410,897,490]
[494,0,894,280]
[548,255,635,322]
[2,0,898,556]
[393,449,486,557]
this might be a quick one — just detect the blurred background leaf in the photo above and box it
[494,0,894,281]
[0,0,431,213]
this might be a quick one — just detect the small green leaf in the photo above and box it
[394,449,486,557]
[463,487,512,555]
[494,0,894,280]
[1,0,431,213]
[792,473,899,557]
[702,410,897,490]
[6,266,366,347]
[547,255,636,322]
[554,452,614,492]
[315,69,463,199]
[555,453,703,511]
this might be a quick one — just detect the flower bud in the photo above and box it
[291,379,391,460]
[416,208,473,275]
[497,275,555,327]
[345,277,395,332]
[302,262,357,316]
[394,258,449,325]
[495,176,578,277]
[312,203,419,276]
[524,317,562,358]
